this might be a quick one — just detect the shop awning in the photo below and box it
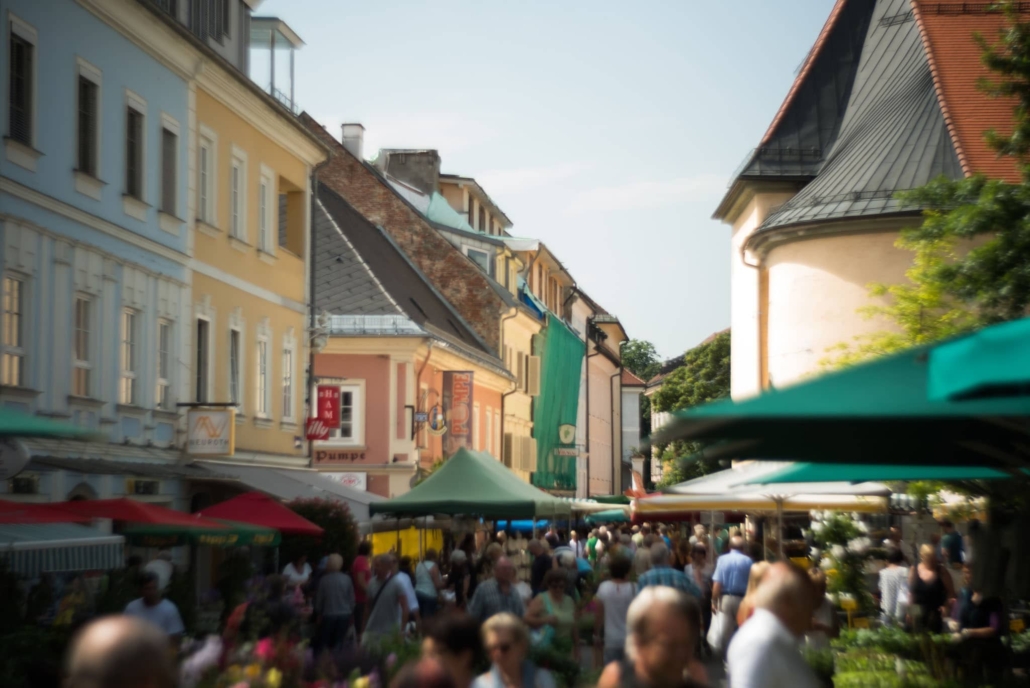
[586,509,630,525]
[0,523,124,577]
[0,500,89,525]
[122,520,280,548]
[632,493,889,523]
[195,462,382,522]
[929,317,1030,400]
[199,492,323,536]
[55,499,225,529]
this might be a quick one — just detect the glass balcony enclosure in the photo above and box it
[249,17,304,113]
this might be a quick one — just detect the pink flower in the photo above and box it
[386,653,398,670]
[255,638,275,661]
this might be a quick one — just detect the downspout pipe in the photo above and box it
[610,367,622,496]
[499,305,520,468]
[586,347,602,498]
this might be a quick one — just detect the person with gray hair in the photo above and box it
[468,556,524,622]
[66,616,176,688]
[636,543,702,599]
[726,562,821,688]
[597,586,706,688]
[363,553,410,646]
[633,534,654,576]
[315,553,355,653]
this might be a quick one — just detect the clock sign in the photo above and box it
[0,439,30,481]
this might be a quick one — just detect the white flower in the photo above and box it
[856,521,869,534]
[831,544,846,560]
[847,537,872,555]
[810,547,822,561]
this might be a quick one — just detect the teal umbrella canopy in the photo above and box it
[929,318,1030,401]
[752,462,1028,485]
[655,343,1030,467]
[0,408,101,440]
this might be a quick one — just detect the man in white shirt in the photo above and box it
[124,571,185,646]
[144,550,174,592]
[727,562,821,688]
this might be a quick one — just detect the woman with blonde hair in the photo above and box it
[909,543,955,632]
[736,560,771,627]
[473,613,556,688]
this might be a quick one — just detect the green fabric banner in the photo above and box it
[532,314,584,491]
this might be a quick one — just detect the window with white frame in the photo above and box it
[1,276,26,387]
[72,296,92,397]
[229,328,241,407]
[125,103,145,199]
[76,60,101,177]
[330,384,363,445]
[156,320,172,409]
[160,123,178,215]
[259,169,274,252]
[230,152,246,240]
[198,132,215,223]
[465,247,491,275]
[281,347,293,420]
[7,16,36,148]
[119,309,138,405]
[255,337,269,417]
[195,318,209,403]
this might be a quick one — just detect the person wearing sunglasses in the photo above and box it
[473,613,556,688]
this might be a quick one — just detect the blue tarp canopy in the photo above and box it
[0,523,124,578]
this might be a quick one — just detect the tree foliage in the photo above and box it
[651,331,731,486]
[620,339,662,433]
[827,2,1030,366]
[282,498,359,569]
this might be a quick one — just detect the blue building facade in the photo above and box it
[0,0,192,507]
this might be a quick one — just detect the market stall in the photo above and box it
[0,523,124,578]
[198,492,323,536]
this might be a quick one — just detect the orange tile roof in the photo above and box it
[621,369,646,387]
[912,1,1026,182]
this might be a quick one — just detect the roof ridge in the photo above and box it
[760,0,851,146]
[910,0,971,177]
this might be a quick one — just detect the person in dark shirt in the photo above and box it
[544,526,561,550]
[940,520,964,566]
[953,564,1004,685]
[529,539,552,596]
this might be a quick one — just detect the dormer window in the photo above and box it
[465,247,491,275]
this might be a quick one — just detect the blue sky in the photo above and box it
[258,0,833,359]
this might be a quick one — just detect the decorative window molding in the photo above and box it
[254,316,271,419]
[258,164,276,255]
[5,12,40,172]
[197,124,218,226]
[119,308,138,406]
[74,57,102,197]
[72,295,94,398]
[194,296,215,403]
[281,326,296,422]
[230,145,247,242]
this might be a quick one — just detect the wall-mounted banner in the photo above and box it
[317,385,341,426]
[187,409,235,456]
[442,371,474,455]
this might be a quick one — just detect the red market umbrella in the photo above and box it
[0,500,90,525]
[56,498,227,529]
[198,492,323,536]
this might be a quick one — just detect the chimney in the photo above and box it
[341,123,365,160]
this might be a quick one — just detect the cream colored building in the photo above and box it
[713,0,1019,398]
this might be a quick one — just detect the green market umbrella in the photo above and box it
[752,462,1029,485]
[929,317,1030,401]
[122,519,280,548]
[655,342,1030,468]
[369,448,572,519]
[0,408,101,440]
[585,509,629,525]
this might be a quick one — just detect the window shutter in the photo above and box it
[528,437,538,472]
[161,128,177,214]
[8,35,32,145]
[517,353,524,391]
[503,433,514,468]
[528,356,541,397]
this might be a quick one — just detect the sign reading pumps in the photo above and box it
[442,371,474,455]
[187,409,236,456]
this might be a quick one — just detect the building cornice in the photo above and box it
[745,212,923,258]
[319,337,424,356]
[418,343,512,393]
[714,177,809,224]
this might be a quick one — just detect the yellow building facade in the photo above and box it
[190,79,325,466]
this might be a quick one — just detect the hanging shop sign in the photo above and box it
[305,418,331,441]
[187,409,235,456]
[442,371,474,455]
[317,385,342,426]
[426,404,447,436]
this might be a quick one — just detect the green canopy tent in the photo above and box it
[929,317,1030,401]
[751,462,1029,485]
[654,335,1030,468]
[369,448,572,519]
[585,509,629,525]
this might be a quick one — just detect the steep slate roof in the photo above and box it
[761,0,963,231]
[912,0,1023,182]
[315,183,496,359]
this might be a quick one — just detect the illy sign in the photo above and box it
[305,417,331,441]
